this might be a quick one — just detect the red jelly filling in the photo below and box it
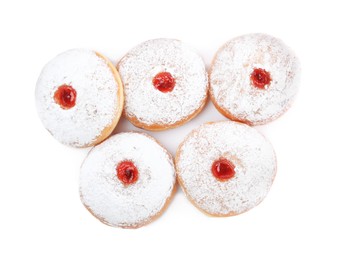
[250,68,271,89]
[152,72,176,93]
[54,84,77,109]
[116,161,139,185]
[211,158,235,181]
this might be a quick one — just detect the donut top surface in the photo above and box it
[210,34,300,125]
[35,49,121,147]
[176,121,276,216]
[79,132,176,228]
[118,38,208,128]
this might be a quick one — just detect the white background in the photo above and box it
[1,0,338,259]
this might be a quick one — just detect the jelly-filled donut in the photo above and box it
[35,49,124,147]
[209,34,300,125]
[118,38,208,131]
[79,132,176,228]
[175,121,276,217]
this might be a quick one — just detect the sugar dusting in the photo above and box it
[118,38,208,127]
[176,121,276,216]
[210,34,300,125]
[79,132,176,228]
[35,49,119,147]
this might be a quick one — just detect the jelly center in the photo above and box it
[211,158,235,181]
[54,84,77,109]
[116,161,139,185]
[250,68,271,89]
[152,72,176,93]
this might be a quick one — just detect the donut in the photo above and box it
[35,49,124,147]
[175,121,277,217]
[209,33,300,125]
[118,38,208,131]
[79,132,176,228]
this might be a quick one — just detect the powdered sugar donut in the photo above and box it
[79,132,176,228]
[209,34,300,125]
[35,49,124,147]
[118,38,208,130]
[175,121,276,216]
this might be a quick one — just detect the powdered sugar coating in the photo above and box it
[176,121,276,216]
[79,132,176,228]
[210,34,300,125]
[118,38,208,129]
[35,49,121,147]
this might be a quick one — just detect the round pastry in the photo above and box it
[35,49,124,147]
[209,33,300,125]
[118,38,208,131]
[79,132,176,228]
[175,121,277,217]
